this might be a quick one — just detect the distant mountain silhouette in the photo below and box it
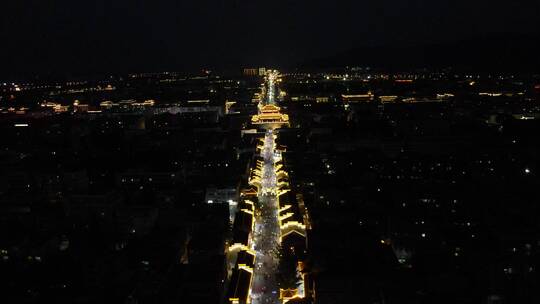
[298,33,540,72]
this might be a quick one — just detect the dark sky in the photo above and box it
[2,0,539,78]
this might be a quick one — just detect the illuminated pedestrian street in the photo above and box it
[250,75,282,304]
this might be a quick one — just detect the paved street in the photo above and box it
[251,129,281,304]
[250,72,283,304]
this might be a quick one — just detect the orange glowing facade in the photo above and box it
[251,104,289,127]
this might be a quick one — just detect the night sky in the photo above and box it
[2,0,540,78]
